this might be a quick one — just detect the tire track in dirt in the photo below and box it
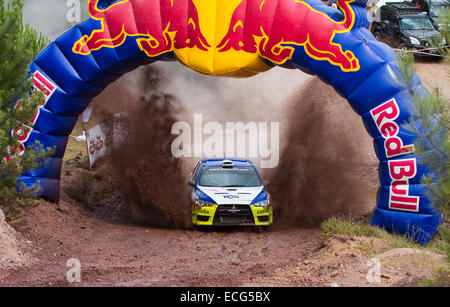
[0,201,320,286]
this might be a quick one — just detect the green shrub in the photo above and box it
[0,0,53,217]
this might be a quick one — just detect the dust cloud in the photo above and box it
[152,62,312,175]
[89,62,377,229]
[95,66,191,228]
[268,78,378,228]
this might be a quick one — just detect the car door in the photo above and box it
[392,16,405,47]
[383,13,398,45]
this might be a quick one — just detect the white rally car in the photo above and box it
[189,159,273,226]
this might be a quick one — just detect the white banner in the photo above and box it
[84,112,129,168]
[86,124,110,168]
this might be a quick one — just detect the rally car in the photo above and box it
[189,159,273,227]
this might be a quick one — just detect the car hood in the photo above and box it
[404,29,442,40]
[197,186,264,205]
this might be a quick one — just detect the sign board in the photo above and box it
[86,123,110,168]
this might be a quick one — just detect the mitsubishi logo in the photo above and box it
[229,205,240,213]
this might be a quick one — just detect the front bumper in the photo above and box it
[192,203,273,226]
[405,42,447,57]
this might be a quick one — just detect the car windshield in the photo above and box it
[400,16,435,30]
[430,4,448,17]
[198,166,262,187]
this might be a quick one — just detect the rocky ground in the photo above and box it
[0,209,35,273]
[0,200,322,286]
[0,199,446,286]
[244,235,447,287]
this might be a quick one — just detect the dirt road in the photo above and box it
[0,200,320,286]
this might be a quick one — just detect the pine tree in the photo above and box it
[395,9,449,259]
[0,0,53,217]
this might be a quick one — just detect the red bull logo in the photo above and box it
[388,159,419,212]
[370,98,414,159]
[371,98,419,213]
[218,0,360,72]
[73,0,360,74]
[73,0,210,57]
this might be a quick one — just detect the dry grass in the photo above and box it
[321,217,448,256]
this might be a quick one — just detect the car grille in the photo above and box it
[214,204,254,224]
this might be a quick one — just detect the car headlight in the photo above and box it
[253,199,270,207]
[409,37,420,45]
[195,198,215,207]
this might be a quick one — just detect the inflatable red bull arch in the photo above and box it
[16,0,443,243]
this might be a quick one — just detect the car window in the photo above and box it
[400,16,435,30]
[430,4,448,17]
[198,166,262,187]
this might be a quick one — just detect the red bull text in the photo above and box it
[371,98,419,213]
[5,72,56,162]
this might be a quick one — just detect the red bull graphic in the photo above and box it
[73,0,210,57]
[388,159,419,212]
[5,71,56,162]
[371,98,419,213]
[216,0,360,71]
[73,0,359,73]
[370,99,415,159]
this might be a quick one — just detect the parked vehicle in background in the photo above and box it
[411,0,449,29]
[371,2,446,57]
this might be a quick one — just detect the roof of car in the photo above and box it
[429,0,449,4]
[382,2,424,15]
[201,158,255,167]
